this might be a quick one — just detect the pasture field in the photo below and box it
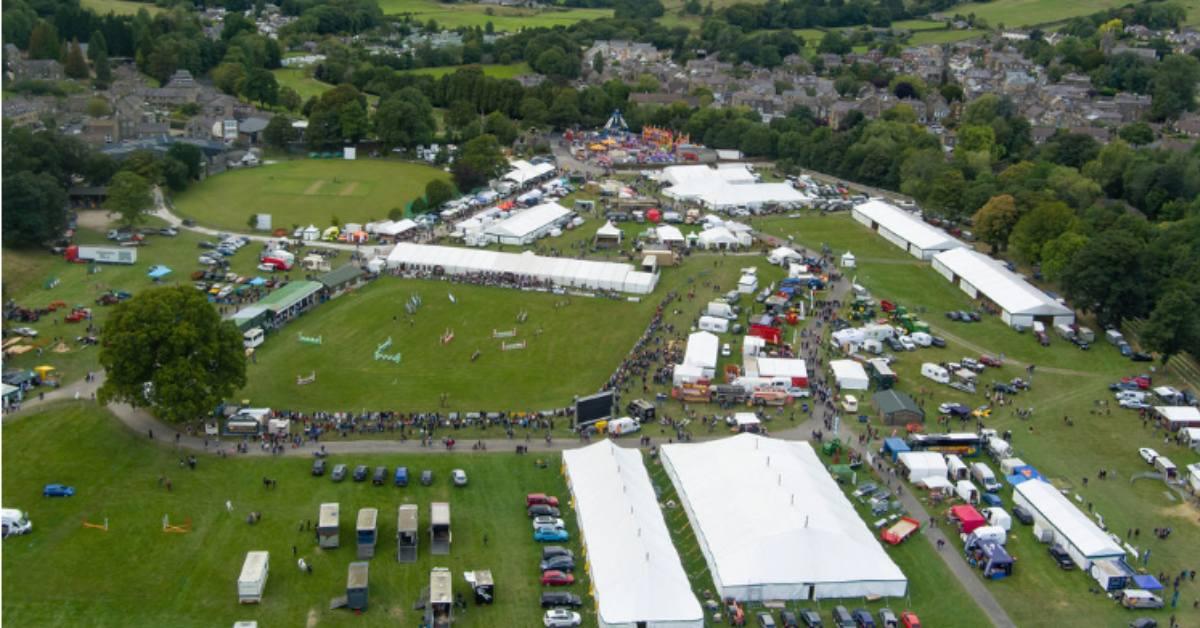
[172,159,451,233]
[399,63,531,79]
[81,0,160,15]
[272,68,336,102]
[1,403,591,627]
[378,0,610,30]
[939,0,1131,28]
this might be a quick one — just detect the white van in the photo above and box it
[921,363,949,384]
[1155,456,1178,481]
[698,316,729,333]
[956,479,980,504]
[971,462,1002,492]
[607,416,641,436]
[1,508,32,536]
[946,455,969,481]
[987,437,1013,460]
[982,507,1012,531]
[706,301,736,320]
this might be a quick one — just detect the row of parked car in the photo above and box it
[526,493,583,627]
[753,605,919,627]
[310,459,467,487]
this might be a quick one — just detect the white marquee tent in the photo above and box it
[682,331,719,378]
[932,248,1073,328]
[657,225,685,246]
[372,219,418,237]
[661,434,908,600]
[659,164,808,210]
[385,243,658,294]
[897,451,948,482]
[502,159,556,185]
[1155,405,1200,430]
[830,360,869,390]
[851,200,965,260]
[1012,479,1125,569]
[563,441,704,628]
[482,202,571,245]
[697,227,751,250]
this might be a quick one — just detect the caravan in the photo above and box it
[921,363,950,384]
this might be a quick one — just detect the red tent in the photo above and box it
[949,505,985,534]
[646,208,662,223]
[749,324,782,345]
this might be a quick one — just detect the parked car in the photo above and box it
[528,504,561,518]
[852,608,876,627]
[851,482,878,499]
[9,327,38,338]
[543,609,582,627]
[534,527,570,542]
[930,335,947,348]
[1139,448,1160,465]
[938,403,971,417]
[757,612,777,628]
[721,343,732,357]
[540,555,576,572]
[979,354,1002,367]
[527,493,560,507]
[452,469,468,486]
[885,337,904,352]
[1012,505,1034,525]
[352,465,369,482]
[1049,545,1076,570]
[42,484,75,497]
[331,464,347,482]
[420,469,433,486]
[372,466,387,485]
[900,611,921,628]
[992,382,1018,395]
[1120,398,1151,410]
[540,570,575,586]
[780,610,800,628]
[799,608,823,627]
[311,459,326,476]
[533,516,566,530]
[542,546,573,560]
[159,227,178,236]
[832,606,855,628]
[1129,619,1157,628]
[394,466,409,486]
[540,591,583,608]
[898,336,917,351]
[182,218,197,227]
[879,608,898,627]
[1131,352,1153,362]
[945,311,961,321]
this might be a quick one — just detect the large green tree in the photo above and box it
[972,194,1019,253]
[98,286,246,424]
[1060,230,1153,326]
[106,171,153,228]
[2,171,67,247]
[1009,200,1075,263]
[1141,289,1200,364]
[374,89,437,150]
[451,134,505,191]
[424,179,456,211]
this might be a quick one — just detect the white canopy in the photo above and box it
[596,221,622,240]
[734,412,761,428]
[385,243,657,294]
[683,331,719,374]
[745,357,807,381]
[657,225,685,244]
[897,451,948,482]
[852,200,965,259]
[932,248,1073,322]
[1013,480,1124,567]
[503,159,556,185]
[563,441,704,628]
[697,227,750,249]
[661,434,907,601]
[917,475,954,492]
[830,360,869,390]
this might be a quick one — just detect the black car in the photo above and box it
[352,465,369,482]
[311,459,326,476]
[181,218,197,227]
[945,311,960,321]
[542,546,573,560]
[372,466,388,485]
[852,608,876,628]
[1049,544,1076,570]
[992,382,1018,395]
[832,606,855,628]
[885,337,904,352]
[781,610,800,628]
[540,591,583,608]
[1012,505,1034,525]
[930,335,947,348]
[529,504,561,518]
[420,469,433,485]
[198,240,217,249]
[1131,352,1153,362]
[1130,618,1158,628]
[540,555,576,572]
[799,608,823,627]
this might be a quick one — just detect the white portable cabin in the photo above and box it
[946,455,968,481]
[698,316,730,333]
[737,274,758,294]
[955,480,980,504]
[318,503,340,549]
[237,551,269,604]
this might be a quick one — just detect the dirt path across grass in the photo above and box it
[338,181,359,196]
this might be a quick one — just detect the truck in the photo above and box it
[1106,329,1125,346]
[881,516,921,545]
[64,245,137,265]
[238,551,269,604]
[430,502,451,555]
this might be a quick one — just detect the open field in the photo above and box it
[754,211,1200,628]
[378,0,610,30]
[172,159,450,233]
[909,28,984,45]
[272,68,336,102]
[1,403,591,627]
[81,0,161,15]
[939,0,1130,28]
[399,63,531,79]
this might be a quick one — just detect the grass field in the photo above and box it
[80,0,160,15]
[172,160,450,233]
[1,403,591,627]
[272,69,336,102]
[378,0,610,30]
[909,28,984,45]
[399,63,531,79]
[754,212,1200,628]
[939,0,1130,28]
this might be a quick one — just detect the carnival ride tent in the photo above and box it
[503,160,556,186]
[851,200,965,260]
[661,434,907,601]
[829,360,869,391]
[932,248,1074,328]
[897,451,948,482]
[482,202,571,246]
[562,440,704,628]
[385,243,658,294]
[1013,479,1125,569]
[682,331,719,378]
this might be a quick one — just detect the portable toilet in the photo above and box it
[318,503,340,549]
[346,562,369,611]
[397,504,419,563]
[356,508,378,559]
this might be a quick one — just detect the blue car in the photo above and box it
[534,527,570,542]
[43,484,75,497]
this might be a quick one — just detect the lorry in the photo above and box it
[64,245,137,265]
[1106,329,1125,346]
[237,551,269,604]
[881,516,921,545]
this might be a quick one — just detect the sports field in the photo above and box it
[378,0,610,30]
[81,0,160,15]
[1,403,590,627]
[399,63,531,79]
[172,160,450,233]
[239,277,653,411]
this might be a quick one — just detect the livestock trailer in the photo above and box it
[397,504,419,563]
[237,551,269,603]
[318,503,340,549]
[430,502,451,555]
[356,508,378,559]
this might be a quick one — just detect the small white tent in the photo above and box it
[830,360,869,390]
[897,451,948,482]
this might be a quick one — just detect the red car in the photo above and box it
[1122,375,1152,390]
[527,493,560,508]
[979,354,1003,367]
[901,610,921,628]
[541,570,574,586]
